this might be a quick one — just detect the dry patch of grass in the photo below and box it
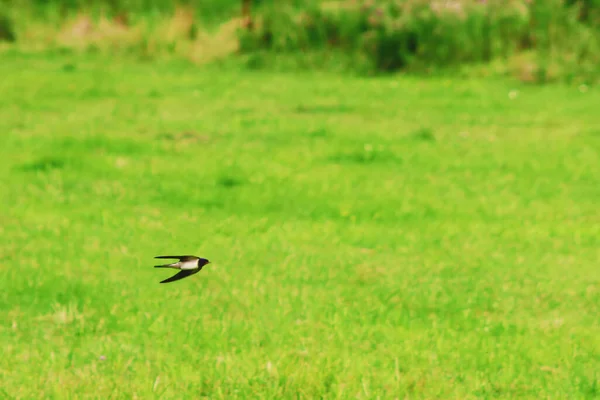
[16,6,242,63]
[56,13,139,50]
[189,17,241,64]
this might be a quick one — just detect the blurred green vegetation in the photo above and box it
[240,0,600,82]
[0,0,241,18]
[1,0,599,82]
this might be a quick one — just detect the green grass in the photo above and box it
[0,50,599,399]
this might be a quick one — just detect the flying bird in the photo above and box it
[154,255,210,284]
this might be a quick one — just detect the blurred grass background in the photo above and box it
[1,0,599,82]
[1,1,599,399]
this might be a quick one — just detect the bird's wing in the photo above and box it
[155,255,199,262]
[159,269,199,284]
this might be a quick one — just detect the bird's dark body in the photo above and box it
[154,255,210,283]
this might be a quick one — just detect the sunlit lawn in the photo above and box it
[1,51,599,399]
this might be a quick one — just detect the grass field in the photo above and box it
[1,51,599,399]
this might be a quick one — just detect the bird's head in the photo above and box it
[198,258,210,267]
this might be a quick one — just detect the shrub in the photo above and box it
[238,0,600,82]
[0,7,16,42]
